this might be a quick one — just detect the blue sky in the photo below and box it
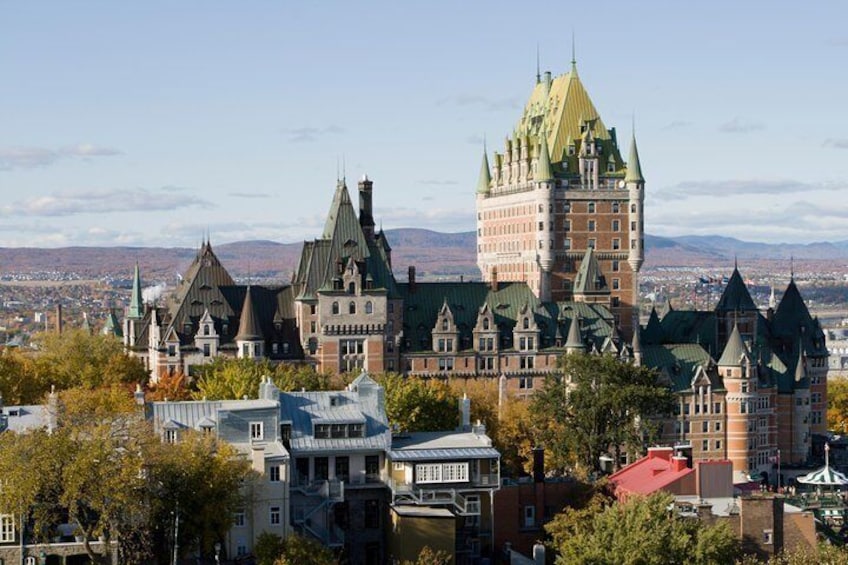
[2,1,848,247]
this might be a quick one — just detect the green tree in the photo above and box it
[192,356,274,400]
[0,349,43,404]
[533,353,674,474]
[377,373,459,432]
[272,533,336,565]
[272,363,337,392]
[826,376,848,433]
[493,396,543,476]
[254,531,285,565]
[30,329,148,390]
[546,491,739,565]
[401,546,451,565]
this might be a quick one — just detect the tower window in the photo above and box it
[332,302,339,315]
[588,202,596,213]
[349,301,356,315]
[365,301,373,314]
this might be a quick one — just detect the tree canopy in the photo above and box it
[377,373,459,432]
[546,491,739,565]
[532,352,674,474]
[826,376,848,434]
[192,357,339,400]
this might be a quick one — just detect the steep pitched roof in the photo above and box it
[642,308,664,345]
[235,286,262,341]
[640,344,716,393]
[715,268,757,312]
[573,247,609,295]
[128,262,144,319]
[512,64,624,172]
[535,135,553,182]
[565,314,584,350]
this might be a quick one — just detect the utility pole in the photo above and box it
[172,503,179,565]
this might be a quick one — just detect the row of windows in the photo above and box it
[331,301,374,315]
[314,423,365,439]
[415,462,469,484]
[478,200,636,221]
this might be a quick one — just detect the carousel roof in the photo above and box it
[797,445,848,486]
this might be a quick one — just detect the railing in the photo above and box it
[291,478,345,502]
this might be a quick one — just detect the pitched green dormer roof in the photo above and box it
[643,308,664,345]
[565,315,584,350]
[536,135,553,182]
[715,268,757,312]
[128,262,144,319]
[573,247,608,296]
[477,150,492,194]
[718,324,750,367]
[624,133,644,183]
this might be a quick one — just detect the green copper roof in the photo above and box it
[535,135,553,182]
[128,262,144,319]
[477,151,492,194]
[715,268,757,312]
[573,247,608,296]
[624,133,644,183]
[641,344,715,393]
[717,324,750,367]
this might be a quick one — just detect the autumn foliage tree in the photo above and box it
[377,373,459,432]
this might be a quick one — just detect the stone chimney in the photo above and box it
[358,175,375,240]
[408,266,417,294]
[55,304,64,334]
[490,266,498,292]
[134,383,146,406]
[533,447,545,483]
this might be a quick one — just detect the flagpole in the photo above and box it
[777,449,781,491]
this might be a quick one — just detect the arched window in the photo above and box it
[483,318,490,330]
[349,301,356,315]
[347,282,355,295]
[365,301,373,314]
[612,202,620,213]
[441,319,448,331]
[523,317,530,330]
[631,203,637,213]
[332,301,339,315]
[203,324,210,336]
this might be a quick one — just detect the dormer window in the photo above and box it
[482,318,490,330]
[332,302,340,315]
[203,325,210,336]
[523,317,530,330]
[442,319,449,331]
[348,282,355,295]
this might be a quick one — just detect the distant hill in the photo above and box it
[2,229,846,283]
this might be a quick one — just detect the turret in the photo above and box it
[476,149,492,195]
[128,262,144,319]
[565,315,584,354]
[626,132,645,273]
[236,286,264,359]
[358,174,375,241]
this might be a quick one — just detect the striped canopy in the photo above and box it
[797,465,848,486]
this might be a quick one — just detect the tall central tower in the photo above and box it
[476,59,644,338]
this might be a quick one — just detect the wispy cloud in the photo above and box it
[719,117,765,134]
[281,125,345,143]
[437,95,519,112]
[229,192,273,199]
[0,144,122,170]
[661,120,692,131]
[653,179,843,201]
[824,138,848,149]
[0,187,213,217]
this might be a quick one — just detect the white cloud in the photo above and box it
[0,187,213,217]
[0,144,122,170]
[824,138,848,149]
[281,125,345,143]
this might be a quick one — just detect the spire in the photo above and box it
[536,44,541,84]
[235,286,262,342]
[536,134,553,182]
[128,262,144,319]
[624,130,644,183]
[570,31,577,73]
[632,323,642,353]
[573,246,608,295]
[565,315,584,351]
[476,148,492,194]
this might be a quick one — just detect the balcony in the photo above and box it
[291,478,345,502]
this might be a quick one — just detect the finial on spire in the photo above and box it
[571,30,576,69]
[336,156,340,182]
[342,154,346,182]
[790,256,794,280]
[734,255,738,270]
[536,44,541,84]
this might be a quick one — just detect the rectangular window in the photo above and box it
[612,278,620,290]
[365,499,380,529]
[233,510,245,527]
[270,506,281,525]
[714,402,722,414]
[164,429,177,444]
[314,424,330,439]
[315,457,329,481]
[715,421,722,432]
[702,421,709,433]
[203,343,210,357]
[0,514,15,542]
[269,465,281,482]
[348,423,364,437]
[612,238,620,250]
[523,506,536,528]
[612,219,620,232]
[716,440,722,450]
[702,440,709,451]
[250,422,264,440]
[365,455,380,481]
[564,238,571,250]
[415,462,469,484]
[588,238,596,249]
[335,456,350,482]
[588,220,596,232]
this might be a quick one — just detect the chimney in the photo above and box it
[47,385,58,434]
[134,384,146,406]
[408,266,417,294]
[358,175,375,240]
[490,266,498,292]
[55,304,64,334]
[533,543,545,565]
[671,456,688,472]
[459,393,471,431]
[533,447,545,483]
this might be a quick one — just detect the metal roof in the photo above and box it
[388,447,500,462]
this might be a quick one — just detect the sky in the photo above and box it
[2,1,848,248]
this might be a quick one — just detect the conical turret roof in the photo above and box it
[535,135,553,182]
[565,315,584,350]
[573,247,609,295]
[624,133,644,183]
[477,150,492,194]
[718,324,750,367]
[235,286,263,342]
